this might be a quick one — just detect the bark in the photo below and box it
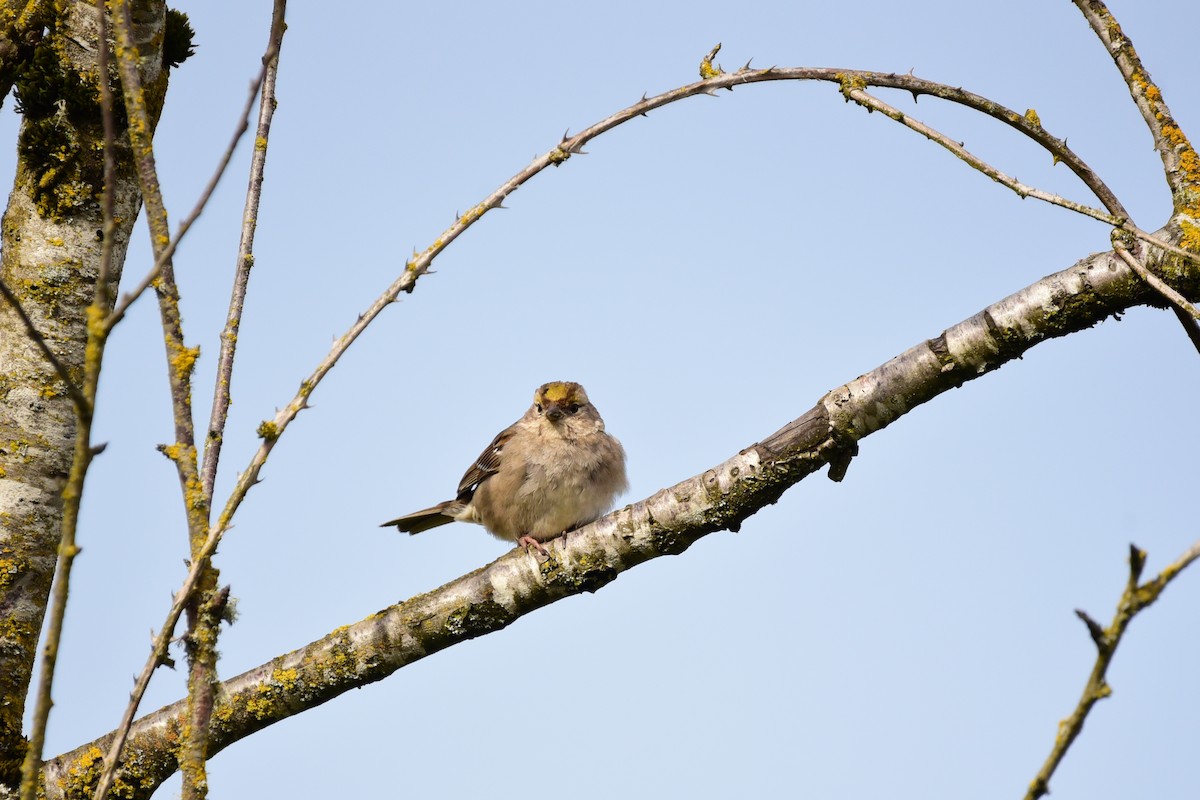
[0,0,166,789]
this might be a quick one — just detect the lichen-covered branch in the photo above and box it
[41,232,1200,799]
[105,3,213,796]
[1025,539,1200,800]
[1072,0,1200,218]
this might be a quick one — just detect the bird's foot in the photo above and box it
[518,535,550,557]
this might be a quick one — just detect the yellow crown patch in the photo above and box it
[537,381,585,404]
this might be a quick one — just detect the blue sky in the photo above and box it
[9,1,1198,797]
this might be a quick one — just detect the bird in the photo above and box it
[381,381,628,555]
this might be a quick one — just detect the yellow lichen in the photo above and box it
[274,667,299,690]
[170,343,200,379]
[1180,220,1200,252]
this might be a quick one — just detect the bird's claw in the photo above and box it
[518,535,550,557]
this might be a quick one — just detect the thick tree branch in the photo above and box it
[42,232,1199,798]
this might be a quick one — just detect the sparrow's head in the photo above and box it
[532,381,594,423]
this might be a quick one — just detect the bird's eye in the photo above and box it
[535,403,543,413]
[567,403,581,414]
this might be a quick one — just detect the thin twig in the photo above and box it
[842,86,1116,223]
[108,0,205,528]
[200,0,287,504]
[1025,539,1200,800]
[106,2,216,799]
[103,58,273,334]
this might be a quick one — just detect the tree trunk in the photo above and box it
[0,0,166,789]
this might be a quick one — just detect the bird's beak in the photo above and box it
[545,404,564,422]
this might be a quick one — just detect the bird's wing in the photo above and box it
[455,425,516,500]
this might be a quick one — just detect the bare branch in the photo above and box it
[103,51,274,334]
[841,86,1116,223]
[200,0,287,504]
[107,2,214,797]
[108,0,206,530]
[1025,538,1200,800]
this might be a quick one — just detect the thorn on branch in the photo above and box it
[740,58,754,71]
[1074,609,1107,650]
